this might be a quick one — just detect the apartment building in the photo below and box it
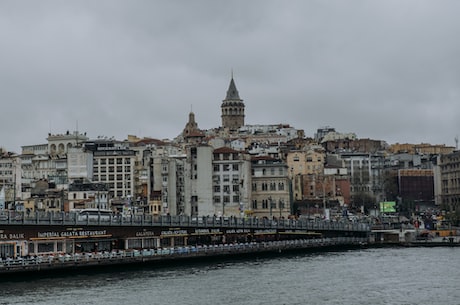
[0,153,20,208]
[250,155,290,218]
[328,152,386,206]
[437,151,460,211]
[212,147,251,217]
[286,148,325,201]
[68,179,109,211]
[84,139,136,211]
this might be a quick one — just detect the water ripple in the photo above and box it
[1,248,459,305]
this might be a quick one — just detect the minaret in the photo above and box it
[221,76,245,130]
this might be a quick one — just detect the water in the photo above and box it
[1,247,459,305]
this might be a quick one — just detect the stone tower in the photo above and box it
[182,111,204,144]
[221,77,245,130]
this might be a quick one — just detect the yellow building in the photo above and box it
[286,148,326,203]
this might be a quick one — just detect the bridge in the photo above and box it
[0,212,370,275]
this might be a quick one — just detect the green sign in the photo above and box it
[380,201,396,213]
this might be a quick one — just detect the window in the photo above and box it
[214,185,220,192]
[213,164,220,172]
[232,164,239,171]
[252,200,258,209]
[262,200,268,209]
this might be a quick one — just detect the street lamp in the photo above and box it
[223,189,230,217]
[279,199,283,219]
[268,196,273,218]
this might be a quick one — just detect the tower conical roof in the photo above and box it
[225,78,241,100]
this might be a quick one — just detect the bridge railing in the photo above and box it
[0,236,369,271]
[0,211,370,232]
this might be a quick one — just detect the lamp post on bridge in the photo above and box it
[268,196,273,218]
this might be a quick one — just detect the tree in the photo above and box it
[351,192,376,213]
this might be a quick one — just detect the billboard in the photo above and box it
[380,201,396,213]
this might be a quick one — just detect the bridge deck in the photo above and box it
[0,212,370,232]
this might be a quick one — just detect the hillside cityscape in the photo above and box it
[1,77,459,226]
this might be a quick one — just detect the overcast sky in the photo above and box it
[1,1,460,153]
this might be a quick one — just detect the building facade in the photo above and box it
[85,139,136,211]
[438,151,460,212]
[250,156,290,219]
[212,147,251,217]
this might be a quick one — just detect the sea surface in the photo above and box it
[1,247,459,305]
